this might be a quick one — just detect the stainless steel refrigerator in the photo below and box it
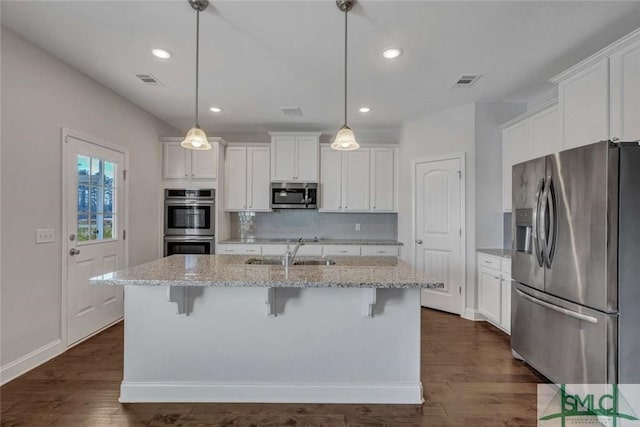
[511,140,640,384]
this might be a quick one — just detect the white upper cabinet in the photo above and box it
[269,133,320,182]
[558,58,610,150]
[343,149,370,212]
[224,145,271,212]
[163,141,219,181]
[295,136,320,181]
[247,147,271,211]
[320,147,342,211]
[610,37,640,141]
[370,148,396,212]
[224,147,248,211]
[531,105,562,158]
[502,119,532,212]
[164,143,188,179]
[320,145,397,213]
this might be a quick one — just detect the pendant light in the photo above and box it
[181,0,211,150]
[331,0,360,151]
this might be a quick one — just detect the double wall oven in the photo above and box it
[163,189,215,256]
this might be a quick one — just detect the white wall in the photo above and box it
[0,27,178,381]
[398,103,477,309]
[474,102,526,249]
[398,102,525,315]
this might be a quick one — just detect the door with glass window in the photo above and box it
[65,135,125,345]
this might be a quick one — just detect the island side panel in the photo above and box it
[121,286,422,404]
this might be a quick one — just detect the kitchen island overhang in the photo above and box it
[91,255,443,404]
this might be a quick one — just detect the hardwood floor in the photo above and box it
[1,309,545,426]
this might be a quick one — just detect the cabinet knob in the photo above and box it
[373,206,376,210]
[416,239,423,244]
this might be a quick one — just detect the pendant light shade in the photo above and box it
[332,0,359,151]
[182,0,211,151]
[181,126,211,150]
[331,125,359,151]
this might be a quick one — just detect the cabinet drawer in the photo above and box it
[323,245,361,256]
[217,244,261,255]
[360,245,400,257]
[261,245,323,257]
[478,253,501,271]
[502,258,512,275]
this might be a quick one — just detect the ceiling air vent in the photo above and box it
[452,74,482,88]
[281,107,303,117]
[135,73,162,85]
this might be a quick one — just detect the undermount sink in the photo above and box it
[245,258,285,266]
[293,259,336,266]
[244,258,336,266]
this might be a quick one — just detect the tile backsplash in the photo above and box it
[229,211,398,241]
[503,212,512,249]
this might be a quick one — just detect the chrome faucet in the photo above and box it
[284,238,305,268]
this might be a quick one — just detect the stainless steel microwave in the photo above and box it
[270,183,317,209]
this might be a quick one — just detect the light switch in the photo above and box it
[36,228,55,244]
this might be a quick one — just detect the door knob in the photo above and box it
[416,239,423,244]
[69,248,81,256]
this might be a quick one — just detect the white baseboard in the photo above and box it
[0,339,63,385]
[120,382,424,404]
[462,308,484,321]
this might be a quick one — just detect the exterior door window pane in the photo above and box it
[77,155,117,242]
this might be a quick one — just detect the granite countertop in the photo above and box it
[477,248,512,259]
[90,255,441,289]
[218,238,403,246]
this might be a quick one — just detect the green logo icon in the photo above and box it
[540,384,638,427]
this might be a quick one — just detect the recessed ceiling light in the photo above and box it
[359,107,371,113]
[382,47,402,59]
[209,107,222,113]
[151,48,171,59]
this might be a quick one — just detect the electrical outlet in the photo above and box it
[36,228,55,244]
[355,223,361,232]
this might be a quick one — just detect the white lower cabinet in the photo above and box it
[477,252,512,334]
[217,244,262,255]
[322,245,361,256]
[361,245,400,257]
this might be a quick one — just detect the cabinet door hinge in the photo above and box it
[123,169,127,180]
[459,228,462,236]
[459,286,462,294]
[457,170,461,179]
[123,230,126,240]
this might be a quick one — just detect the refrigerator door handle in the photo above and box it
[544,176,557,268]
[533,177,545,267]
[539,176,550,266]
[515,288,598,324]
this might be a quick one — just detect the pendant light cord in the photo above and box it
[343,6,348,127]
[195,7,200,128]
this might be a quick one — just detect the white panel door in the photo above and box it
[560,58,610,150]
[247,147,271,211]
[610,37,640,141]
[65,135,125,345]
[342,148,370,212]
[190,145,217,179]
[270,136,296,181]
[415,158,463,314]
[295,136,319,182]
[370,147,395,212]
[163,143,188,179]
[478,267,501,324]
[224,147,247,211]
[531,105,562,158]
[320,147,343,211]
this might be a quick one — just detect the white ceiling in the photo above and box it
[3,1,640,140]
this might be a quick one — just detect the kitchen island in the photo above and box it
[90,255,442,404]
